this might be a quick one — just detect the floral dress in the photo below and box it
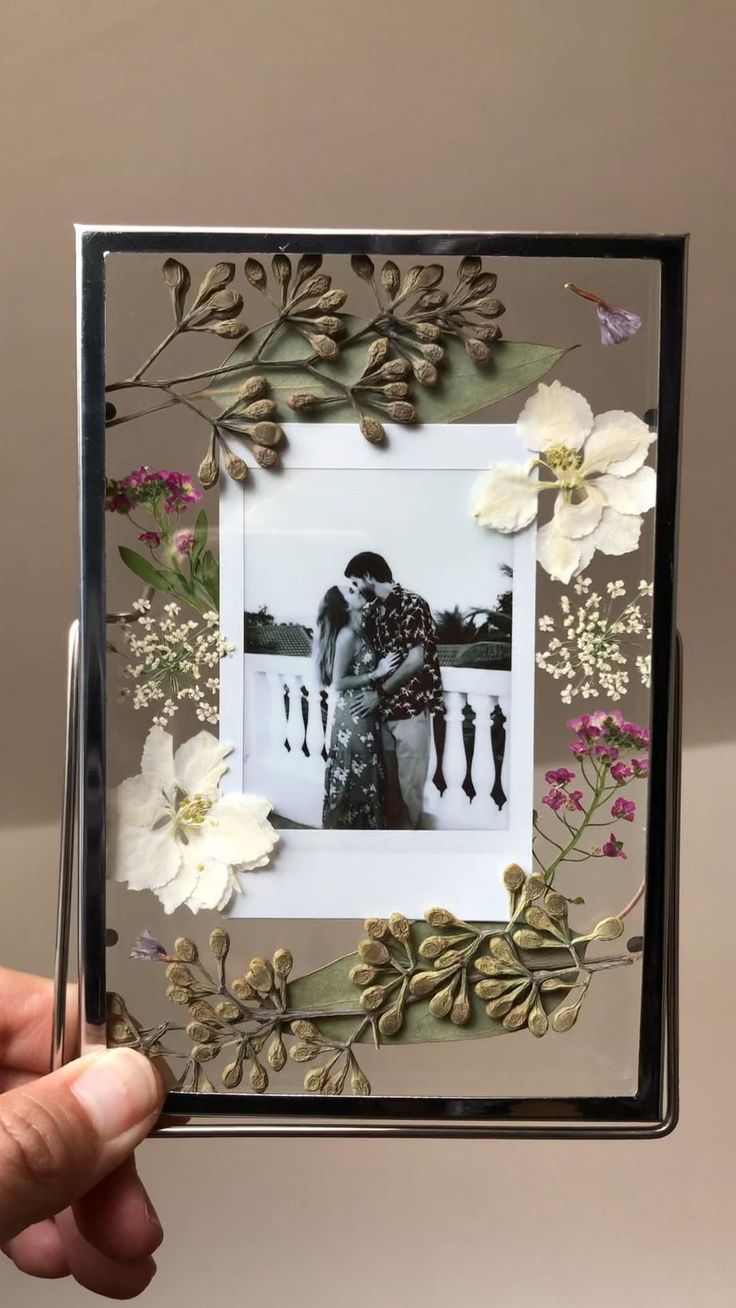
[322,638,386,829]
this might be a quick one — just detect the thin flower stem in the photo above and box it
[543,762,609,886]
[617,880,645,920]
[129,325,182,382]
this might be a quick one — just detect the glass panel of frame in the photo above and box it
[78,229,684,1135]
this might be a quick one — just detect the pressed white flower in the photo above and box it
[119,603,234,726]
[110,726,278,914]
[536,575,652,702]
[472,381,656,582]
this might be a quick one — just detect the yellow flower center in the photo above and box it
[545,443,584,484]
[174,793,214,829]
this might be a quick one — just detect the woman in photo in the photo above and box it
[315,584,398,829]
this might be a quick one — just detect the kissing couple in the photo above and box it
[314,552,443,830]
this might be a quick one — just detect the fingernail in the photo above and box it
[72,1049,161,1140]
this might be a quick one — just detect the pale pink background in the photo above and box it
[0,1,733,1304]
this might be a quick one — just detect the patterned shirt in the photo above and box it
[364,585,444,720]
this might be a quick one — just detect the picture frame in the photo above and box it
[73,227,685,1137]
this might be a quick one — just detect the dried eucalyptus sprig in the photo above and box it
[113,878,636,1096]
[132,261,249,382]
[244,254,347,360]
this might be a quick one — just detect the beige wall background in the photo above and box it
[0,1,733,1303]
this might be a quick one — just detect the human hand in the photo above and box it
[354,688,380,718]
[0,965,166,1298]
[374,652,400,679]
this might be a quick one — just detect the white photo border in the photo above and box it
[219,423,536,919]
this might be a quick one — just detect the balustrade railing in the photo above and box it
[243,654,511,830]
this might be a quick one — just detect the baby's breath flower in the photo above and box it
[119,602,234,725]
[536,576,652,703]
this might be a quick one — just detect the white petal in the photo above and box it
[113,773,166,829]
[110,823,181,891]
[517,381,593,453]
[596,465,657,515]
[182,851,231,913]
[174,732,233,798]
[158,859,199,914]
[536,519,584,583]
[586,506,643,557]
[472,464,541,533]
[197,795,279,870]
[553,483,604,540]
[140,727,176,798]
[581,411,654,477]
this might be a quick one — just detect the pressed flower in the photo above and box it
[544,767,576,786]
[106,467,202,516]
[138,530,162,546]
[610,761,634,783]
[602,832,627,859]
[542,788,567,811]
[173,528,195,555]
[129,930,170,961]
[565,282,642,347]
[536,574,652,702]
[473,381,656,583]
[611,797,636,822]
[109,726,278,914]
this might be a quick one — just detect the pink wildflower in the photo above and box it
[631,758,649,777]
[545,767,576,786]
[542,788,567,811]
[173,528,196,555]
[566,790,584,811]
[602,832,627,859]
[610,761,633,783]
[138,530,161,546]
[611,797,636,822]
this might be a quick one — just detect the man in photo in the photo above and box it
[345,551,444,829]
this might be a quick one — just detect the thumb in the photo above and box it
[0,1048,164,1244]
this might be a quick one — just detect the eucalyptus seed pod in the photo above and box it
[458,255,483,282]
[424,907,456,928]
[215,999,241,1021]
[231,977,256,999]
[366,336,390,369]
[166,986,191,1005]
[309,315,342,334]
[271,253,291,295]
[503,863,526,892]
[540,976,576,992]
[472,322,502,341]
[388,912,410,941]
[351,1066,371,1096]
[551,1002,581,1033]
[287,392,321,411]
[381,261,400,297]
[193,262,235,306]
[378,358,412,379]
[465,337,491,362]
[209,928,230,962]
[411,360,438,386]
[418,935,449,960]
[190,1001,218,1023]
[316,289,347,311]
[523,874,547,901]
[360,417,386,445]
[409,969,452,998]
[324,1066,348,1096]
[240,374,268,399]
[198,432,220,489]
[186,1021,213,1044]
[473,956,508,977]
[246,957,273,992]
[298,274,331,299]
[249,1059,268,1093]
[486,996,516,1019]
[351,254,375,281]
[308,333,339,360]
[525,906,560,936]
[378,1003,404,1037]
[272,948,293,978]
[191,1042,219,1062]
[419,343,444,364]
[451,990,472,1026]
[187,287,243,327]
[243,399,277,420]
[267,1034,287,1071]
[490,936,524,968]
[209,318,249,339]
[358,938,391,966]
[434,949,464,969]
[544,892,568,919]
[349,962,376,986]
[304,1065,330,1092]
[527,996,549,1038]
[165,962,193,986]
[244,258,267,290]
[294,253,322,286]
[290,1020,322,1040]
[162,258,190,322]
[360,984,391,1011]
[250,421,284,447]
[418,289,447,310]
[221,1058,244,1089]
[364,916,388,939]
[222,444,248,481]
[289,1042,320,1063]
[253,445,279,469]
[382,382,410,399]
[503,995,534,1031]
[470,272,498,294]
[474,978,511,1000]
[591,916,624,941]
[411,321,441,341]
[513,929,556,950]
[428,979,457,1019]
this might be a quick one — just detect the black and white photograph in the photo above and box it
[219,424,536,918]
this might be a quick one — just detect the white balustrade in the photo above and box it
[243,654,511,830]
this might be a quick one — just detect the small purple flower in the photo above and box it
[595,744,620,761]
[138,530,162,546]
[173,528,196,555]
[129,930,170,961]
[570,740,590,757]
[545,767,576,786]
[542,787,567,811]
[567,789,584,811]
[610,761,633,783]
[602,832,627,860]
[565,282,642,347]
[631,758,649,777]
[611,797,636,822]
[105,480,134,514]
